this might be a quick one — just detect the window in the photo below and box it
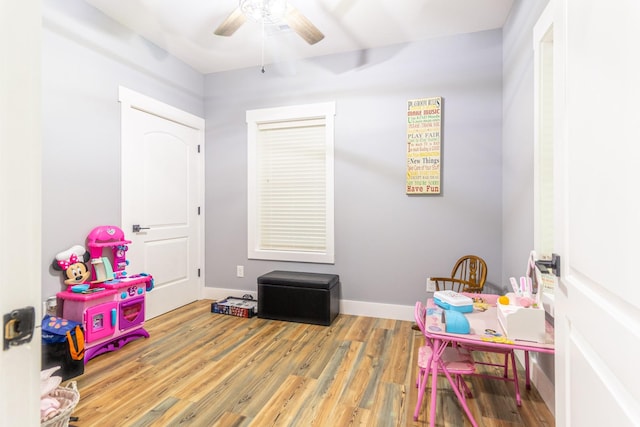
[247,102,335,263]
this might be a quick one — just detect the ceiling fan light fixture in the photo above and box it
[240,0,287,24]
[215,0,323,45]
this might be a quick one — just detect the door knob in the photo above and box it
[132,224,150,233]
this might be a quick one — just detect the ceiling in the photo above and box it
[84,0,514,74]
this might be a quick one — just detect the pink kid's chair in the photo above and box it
[413,301,477,425]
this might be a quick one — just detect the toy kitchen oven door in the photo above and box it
[82,288,147,343]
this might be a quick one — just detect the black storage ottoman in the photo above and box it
[257,271,340,326]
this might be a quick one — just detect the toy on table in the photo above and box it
[433,290,474,313]
[481,330,514,344]
[51,245,91,287]
[444,310,470,334]
[425,304,470,334]
[471,296,490,312]
[508,276,540,308]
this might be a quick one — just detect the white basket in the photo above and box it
[41,381,80,427]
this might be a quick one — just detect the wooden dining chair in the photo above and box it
[430,255,487,293]
[413,301,477,423]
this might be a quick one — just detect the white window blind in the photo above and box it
[247,102,335,263]
[258,119,326,252]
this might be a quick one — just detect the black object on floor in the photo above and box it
[257,271,340,326]
[41,315,84,381]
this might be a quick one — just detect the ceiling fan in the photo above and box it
[214,0,325,45]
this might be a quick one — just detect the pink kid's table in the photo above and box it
[422,295,555,427]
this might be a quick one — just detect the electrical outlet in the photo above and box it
[236,265,244,278]
[426,278,436,292]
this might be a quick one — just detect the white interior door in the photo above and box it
[554,0,640,425]
[0,0,41,424]
[120,87,204,319]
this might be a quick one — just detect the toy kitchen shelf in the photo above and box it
[57,226,154,363]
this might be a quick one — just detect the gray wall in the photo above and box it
[41,0,204,299]
[204,30,504,306]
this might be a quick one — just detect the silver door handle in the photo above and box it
[132,224,150,233]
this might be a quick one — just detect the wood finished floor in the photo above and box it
[69,300,555,426]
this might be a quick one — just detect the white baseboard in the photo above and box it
[339,299,414,321]
[201,287,415,321]
[203,287,257,302]
[515,350,555,416]
[529,357,555,415]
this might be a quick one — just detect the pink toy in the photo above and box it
[57,225,154,363]
[86,225,127,243]
[517,297,534,308]
[86,225,131,282]
[51,245,91,287]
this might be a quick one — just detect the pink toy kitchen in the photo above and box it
[56,225,154,363]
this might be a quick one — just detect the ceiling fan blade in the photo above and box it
[214,7,247,37]
[283,4,325,45]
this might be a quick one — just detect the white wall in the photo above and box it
[204,30,504,308]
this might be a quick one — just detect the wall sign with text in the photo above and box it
[406,96,441,195]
